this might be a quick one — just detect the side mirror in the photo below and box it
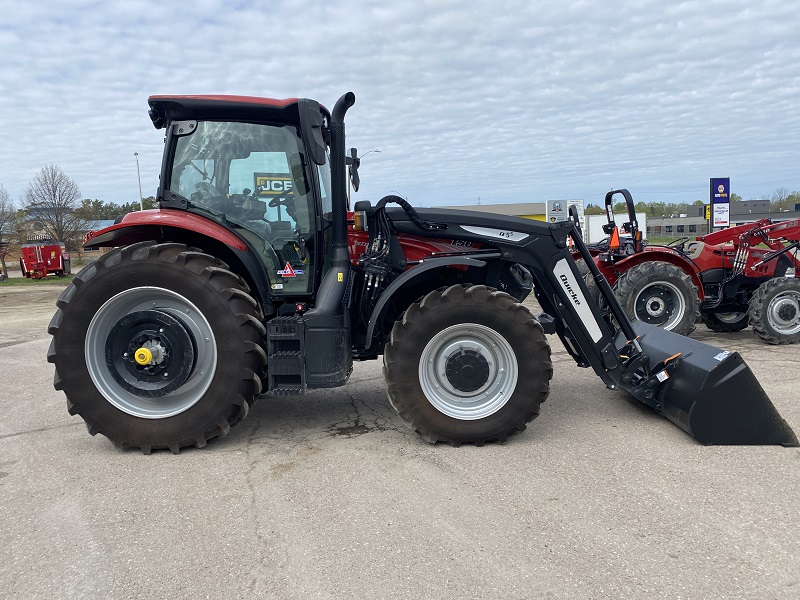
[298,99,327,166]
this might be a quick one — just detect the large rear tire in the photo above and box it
[383,285,552,445]
[701,311,749,332]
[748,277,800,344]
[613,261,700,336]
[47,241,267,453]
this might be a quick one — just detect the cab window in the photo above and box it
[170,121,316,295]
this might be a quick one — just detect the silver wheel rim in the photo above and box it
[85,287,217,419]
[716,312,746,323]
[633,280,686,330]
[767,291,800,335]
[418,323,518,420]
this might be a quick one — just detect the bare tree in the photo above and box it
[769,187,790,212]
[0,184,16,279]
[23,164,89,250]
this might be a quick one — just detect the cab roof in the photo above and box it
[147,94,311,129]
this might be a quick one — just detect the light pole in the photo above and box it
[134,152,144,211]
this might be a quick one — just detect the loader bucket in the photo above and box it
[627,322,798,446]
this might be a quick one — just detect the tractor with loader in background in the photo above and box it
[47,92,797,453]
[581,189,800,343]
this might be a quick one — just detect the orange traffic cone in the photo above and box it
[609,227,621,250]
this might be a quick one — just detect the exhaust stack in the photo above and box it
[301,92,357,388]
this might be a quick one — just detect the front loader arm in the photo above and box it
[533,220,796,445]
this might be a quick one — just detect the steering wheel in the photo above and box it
[268,196,291,208]
[269,196,297,220]
[666,237,690,253]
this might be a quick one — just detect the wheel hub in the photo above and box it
[138,339,167,364]
[86,287,217,419]
[768,293,800,333]
[633,281,685,329]
[134,345,154,365]
[778,303,797,322]
[445,348,490,393]
[637,288,673,322]
[646,296,667,317]
[105,309,196,398]
[418,323,518,420]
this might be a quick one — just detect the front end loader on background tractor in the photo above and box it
[584,189,800,342]
[47,92,797,453]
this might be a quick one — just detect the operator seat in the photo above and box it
[684,241,705,260]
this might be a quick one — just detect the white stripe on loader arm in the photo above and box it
[553,258,604,343]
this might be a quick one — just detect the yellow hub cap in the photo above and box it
[134,347,153,365]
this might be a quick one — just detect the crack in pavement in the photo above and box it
[0,421,83,440]
[326,391,400,439]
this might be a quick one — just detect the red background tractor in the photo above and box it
[582,190,800,343]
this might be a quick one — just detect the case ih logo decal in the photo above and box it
[277,262,304,277]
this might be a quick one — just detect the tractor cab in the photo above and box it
[151,96,333,297]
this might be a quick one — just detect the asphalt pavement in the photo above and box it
[1,290,799,599]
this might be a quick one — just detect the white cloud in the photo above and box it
[0,0,798,208]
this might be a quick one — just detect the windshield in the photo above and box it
[169,121,318,295]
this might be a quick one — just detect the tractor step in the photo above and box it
[270,385,306,396]
[266,315,307,394]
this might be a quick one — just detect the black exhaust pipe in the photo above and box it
[302,92,356,388]
[310,91,355,314]
[330,92,356,256]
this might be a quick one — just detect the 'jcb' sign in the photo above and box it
[255,173,294,197]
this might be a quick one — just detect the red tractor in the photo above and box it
[47,92,796,453]
[583,190,800,343]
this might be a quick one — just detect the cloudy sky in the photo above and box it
[1,0,798,209]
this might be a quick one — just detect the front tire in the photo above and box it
[748,277,800,344]
[47,242,267,453]
[383,285,552,445]
[614,261,700,336]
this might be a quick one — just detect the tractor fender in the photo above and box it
[83,210,248,251]
[608,248,705,300]
[364,256,489,344]
[82,210,273,306]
